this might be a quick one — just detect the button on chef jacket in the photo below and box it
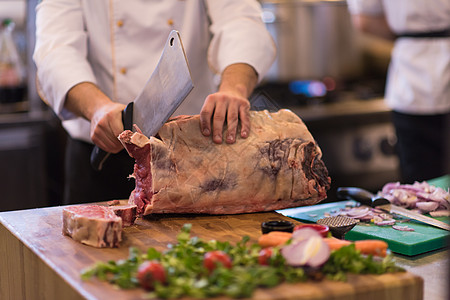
[347,0,450,115]
[33,0,276,143]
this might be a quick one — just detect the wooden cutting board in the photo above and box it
[0,203,423,300]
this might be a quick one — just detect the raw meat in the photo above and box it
[119,109,331,216]
[110,204,138,227]
[62,205,122,248]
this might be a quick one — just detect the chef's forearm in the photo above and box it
[218,63,258,98]
[351,15,396,41]
[64,82,112,121]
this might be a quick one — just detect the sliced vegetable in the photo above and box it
[258,231,292,248]
[379,181,450,213]
[323,238,388,257]
[354,240,388,257]
[430,210,450,217]
[282,228,330,267]
[392,225,415,232]
[323,238,351,251]
[374,220,396,226]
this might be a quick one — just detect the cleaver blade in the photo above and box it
[130,30,193,137]
[91,30,193,171]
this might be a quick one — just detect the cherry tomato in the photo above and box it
[294,224,329,237]
[203,250,232,272]
[258,247,273,266]
[137,260,167,291]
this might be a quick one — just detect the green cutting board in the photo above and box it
[278,201,449,256]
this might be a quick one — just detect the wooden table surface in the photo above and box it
[0,202,431,300]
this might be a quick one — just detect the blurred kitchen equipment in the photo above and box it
[261,0,363,82]
[0,18,27,106]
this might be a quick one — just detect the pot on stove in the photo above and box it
[261,0,364,82]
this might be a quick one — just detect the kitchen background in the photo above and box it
[0,0,400,212]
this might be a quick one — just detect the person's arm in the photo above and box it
[199,0,276,144]
[199,63,257,144]
[65,82,125,153]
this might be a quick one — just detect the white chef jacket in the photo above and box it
[33,0,276,143]
[347,0,450,115]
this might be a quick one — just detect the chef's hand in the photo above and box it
[200,86,250,144]
[65,82,125,153]
[90,102,126,153]
[200,63,258,144]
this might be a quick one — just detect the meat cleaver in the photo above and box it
[337,187,450,231]
[91,30,194,171]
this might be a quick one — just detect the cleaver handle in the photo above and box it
[90,102,134,171]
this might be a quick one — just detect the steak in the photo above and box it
[62,205,122,248]
[119,109,331,216]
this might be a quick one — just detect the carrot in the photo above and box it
[258,231,292,248]
[323,238,388,257]
[323,237,351,250]
[354,240,388,257]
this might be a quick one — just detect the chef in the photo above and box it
[33,1,276,204]
[347,0,450,183]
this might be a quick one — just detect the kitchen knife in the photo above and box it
[91,30,194,171]
[337,187,450,231]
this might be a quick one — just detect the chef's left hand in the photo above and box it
[200,86,250,144]
[200,63,257,144]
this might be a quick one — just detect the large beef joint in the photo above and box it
[62,205,122,248]
[119,109,331,216]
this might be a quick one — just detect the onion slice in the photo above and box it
[282,228,330,267]
[392,225,415,232]
[375,220,396,226]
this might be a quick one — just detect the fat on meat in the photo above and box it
[118,109,331,216]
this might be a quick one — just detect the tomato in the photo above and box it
[294,224,329,237]
[203,250,232,272]
[258,247,273,266]
[137,260,167,291]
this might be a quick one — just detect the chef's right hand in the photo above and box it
[90,102,126,153]
[65,82,126,153]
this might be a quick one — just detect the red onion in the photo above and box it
[430,210,450,217]
[392,225,415,232]
[375,220,396,226]
[345,207,371,219]
[378,181,449,214]
[416,201,440,213]
[281,235,330,267]
[291,227,321,242]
